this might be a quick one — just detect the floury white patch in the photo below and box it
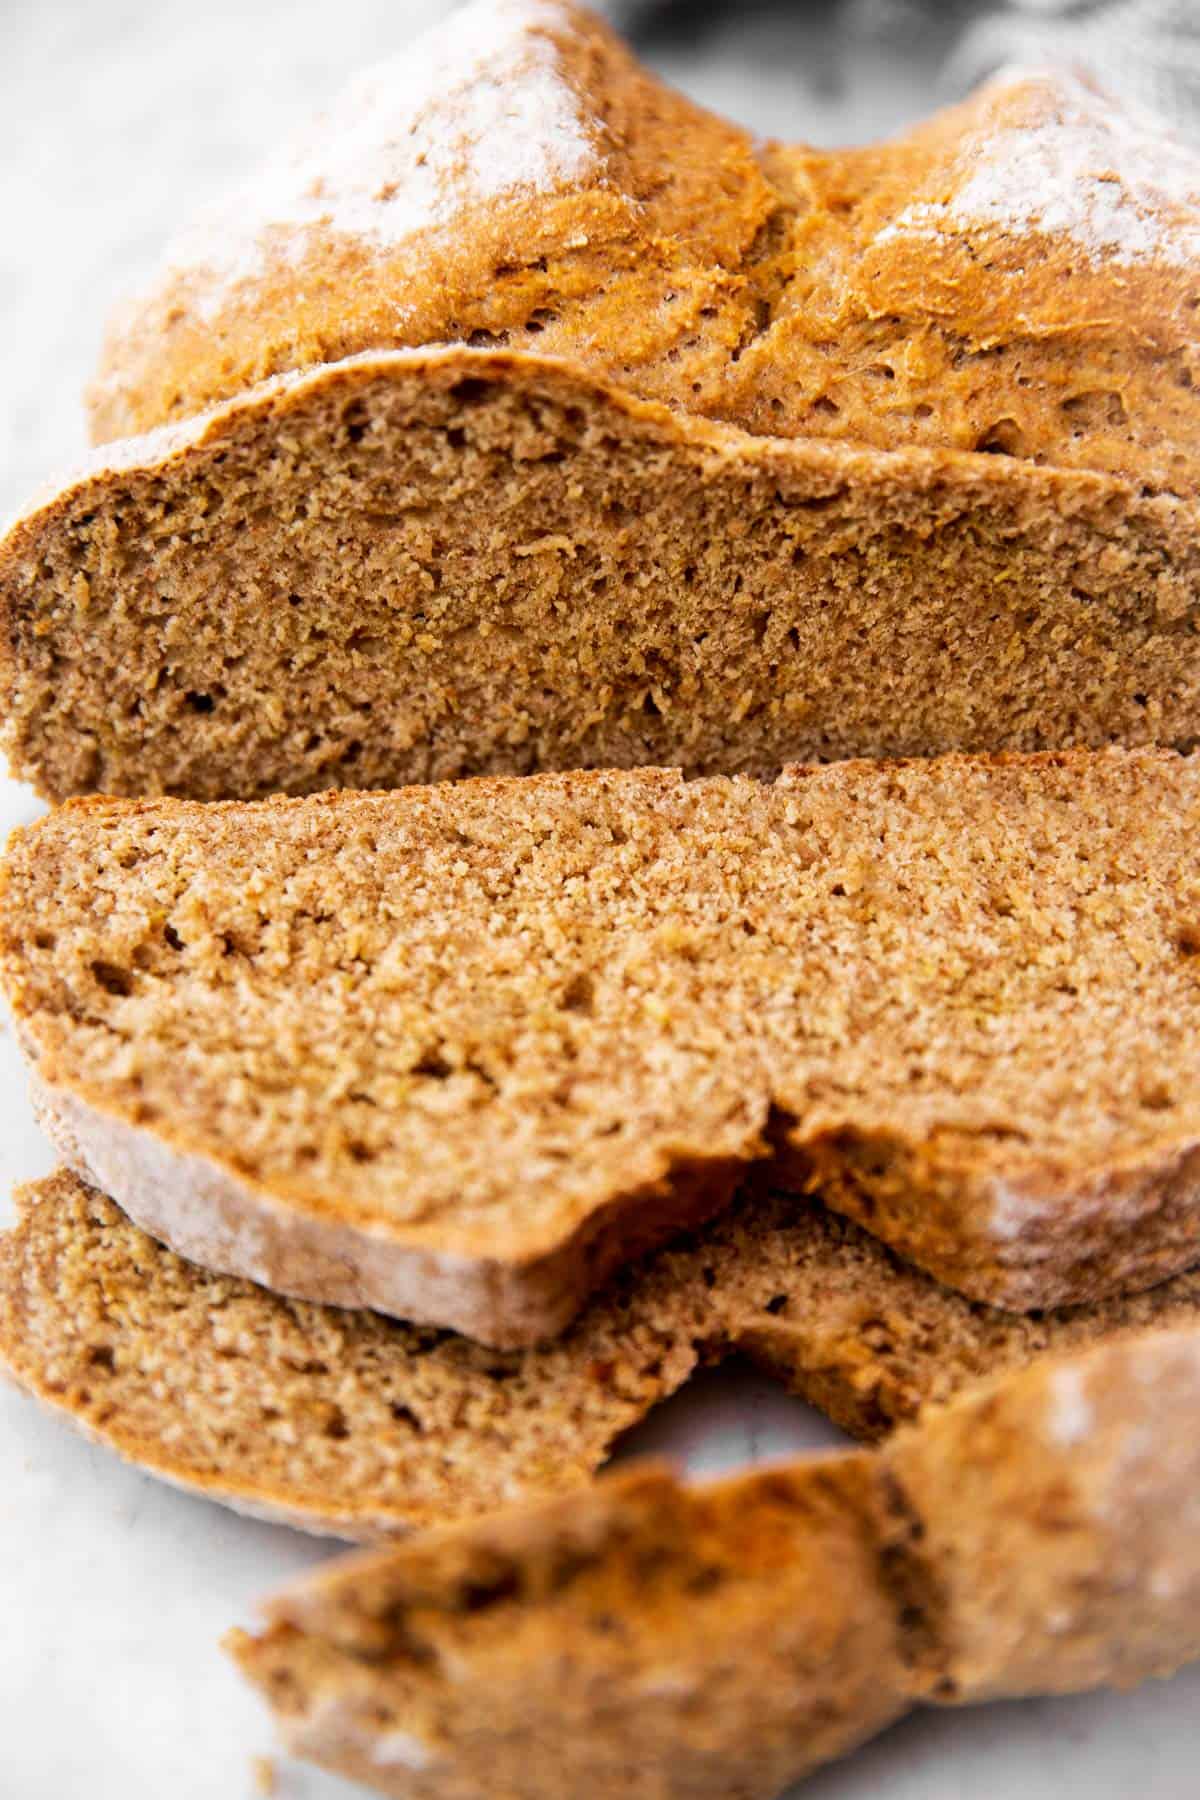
[153,0,600,321]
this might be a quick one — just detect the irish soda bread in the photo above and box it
[3,4,1199,800]
[7,1168,1200,1539]
[230,1333,1200,1799]
[94,0,1200,484]
[6,751,1200,1341]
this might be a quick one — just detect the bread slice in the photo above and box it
[6,349,1199,805]
[229,1332,1200,1800]
[6,752,1200,1341]
[7,1167,1200,1539]
[5,9,1199,802]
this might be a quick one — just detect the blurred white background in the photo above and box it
[2,3,1199,1796]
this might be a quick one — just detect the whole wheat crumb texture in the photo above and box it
[228,1334,1200,1800]
[3,3,1199,803]
[5,752,1200,1340]
[7,1168,1200,1538]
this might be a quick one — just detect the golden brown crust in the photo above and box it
[884,1335,1200,1700]
[231,1455,909,1800]
[6,752,1200,1338]
[229,1333,1200,1799]
[7,1168,1200,1540]
[91,4,1200,506]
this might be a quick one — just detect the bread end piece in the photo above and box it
[231,1333,1200,1797]
[231,1457,909,1800]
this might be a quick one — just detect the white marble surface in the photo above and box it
[2,3,1199,1795]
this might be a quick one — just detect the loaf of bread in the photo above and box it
[93,0,1200,486]
[6,752,1200,1342]
[7,1168,1200,1539]
[3,3,1198,801]
[229,1332,1200,1800]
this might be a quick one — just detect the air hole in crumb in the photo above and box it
[343,740,363,765]
[764,1294,788,1316]
[741,919,758,936]
[185,691,215,714]
[346,1140,373,1164]
[561,972,595,1014]
[451,378,490,406]
[1061,389,1127,428]
[33,931,54,950]
[1178,925,1200,956]
[86,1344,116,1372]
[461,1571,521,1612]
[642,690,662,718]
[914,402,933,420]
[412,1047,453,1079]
[1132,693,1148,708]
[974,419,1024,456]
[447,426,467,450]
[324,1407,349,1440]
[811,395,839,417]
[390,1402,424,1432]
[91,960,132,996]
[164,924,183,951]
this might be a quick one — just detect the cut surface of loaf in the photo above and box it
[6,349,1198,804]
[7,1168,1200,1539]
[6,4,1200,805]
[230,1332,1200,1800]
[94,1,1200,501]
[6,752,1200,1341]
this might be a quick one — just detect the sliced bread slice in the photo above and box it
[6,752,1200,1342]
[5,347,1198,805]
[229,1332,1200,1800]
[6,1168,1200,1539]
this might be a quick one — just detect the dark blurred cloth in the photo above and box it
[609,1,1200,137]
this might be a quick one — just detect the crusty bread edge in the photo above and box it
[28,1070,751,1347]
[0,1343,390,1538]
[787,1121,1200,1310]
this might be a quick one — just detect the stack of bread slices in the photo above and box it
[4,4,1200,1795]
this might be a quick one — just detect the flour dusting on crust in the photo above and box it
[159,0,600,317]
[877,67,1200,267]
[1048,1363,1094,1448]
